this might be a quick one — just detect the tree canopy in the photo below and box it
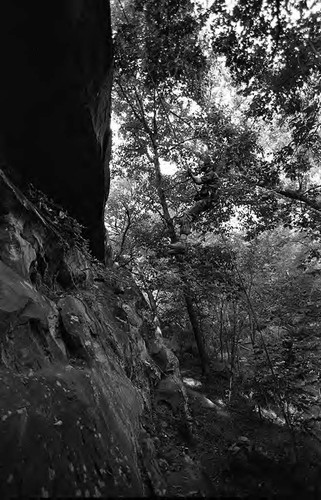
[108,0,321,437]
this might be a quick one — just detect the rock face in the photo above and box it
[0,3,201,497]
[0,0,112,259]
[0,170,192,497]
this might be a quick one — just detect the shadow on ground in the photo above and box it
[151,360,321,497]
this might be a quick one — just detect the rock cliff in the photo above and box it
[0,168,190,497]
[0,2,194,497]
[0,0,112,259]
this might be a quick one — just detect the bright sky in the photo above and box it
[159,159,177,175]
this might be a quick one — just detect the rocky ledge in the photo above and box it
[0,169,191,498]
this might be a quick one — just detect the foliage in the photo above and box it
[28,184,90,254]
[113,0,207,94]
[210,0,321,123]
[220,228,321,431]
[109,0,321,436]
[209,0,321,221]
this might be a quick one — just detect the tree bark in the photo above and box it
[150,144,210,373]
[183,289,210,376]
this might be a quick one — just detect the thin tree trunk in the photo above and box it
[219,301,224,362]
[151,144,209,374]
[184,290,210,376]
[229,302,238,399]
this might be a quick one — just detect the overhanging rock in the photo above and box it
[0,0,113,259]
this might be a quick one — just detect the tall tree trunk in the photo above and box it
[152,146,209,374]
[183,289,210,376]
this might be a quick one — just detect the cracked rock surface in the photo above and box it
[0,171,188,497]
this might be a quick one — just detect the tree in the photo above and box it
[109,0,321,397]
[111,0,217,374]
[209,0,321,227]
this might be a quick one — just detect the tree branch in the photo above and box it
[275,188,321,215]
[117,206,132,260]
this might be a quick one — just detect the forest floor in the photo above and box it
[152,361,321,498]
